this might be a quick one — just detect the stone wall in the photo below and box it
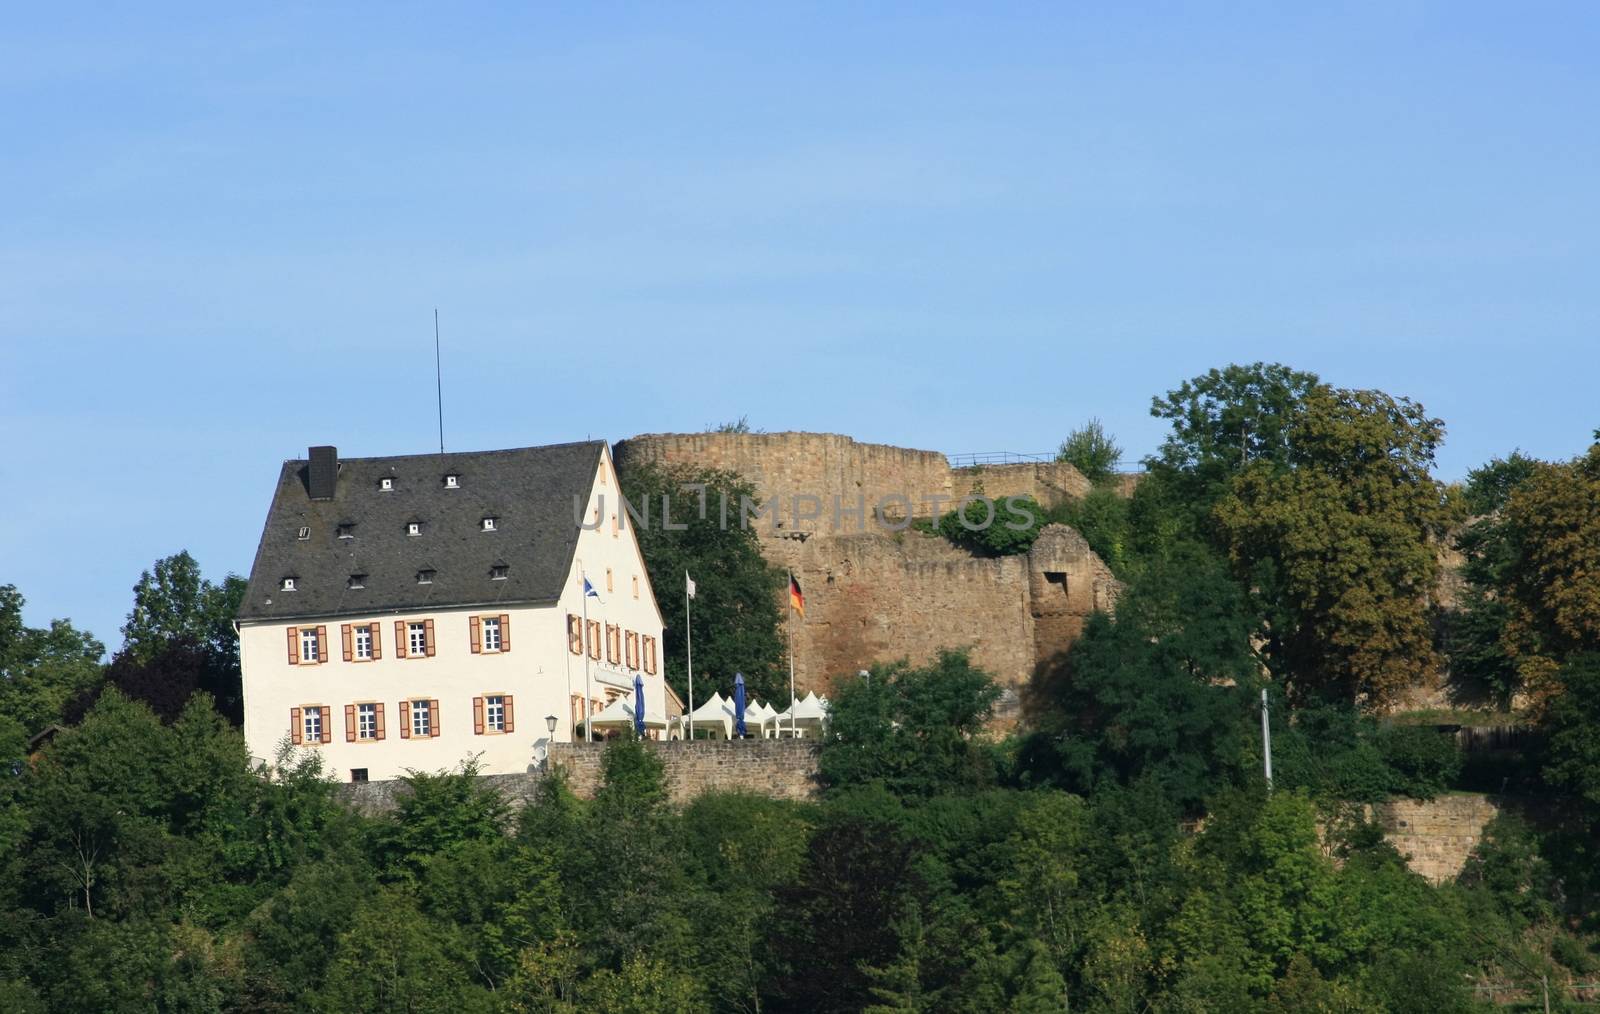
[1373,793,1500,883]
[337,739,822,815]
[614,432,1121,696]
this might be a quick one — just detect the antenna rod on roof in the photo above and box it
[434,308,445,455]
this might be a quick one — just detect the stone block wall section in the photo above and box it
[1373,793,1501,884]
[613,431,1121,696]
[337,740,823,816]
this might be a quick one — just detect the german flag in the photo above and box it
[789,574,805,618]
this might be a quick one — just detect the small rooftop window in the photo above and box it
[482,517,497,532]
[281,577,297,591]
[348,574,366,590]
[444,474,460,489]
[417,569,436,585]
[337,523,355,539]
[379,477,394,491]
[406,521,422,537]
[490,564,509,581]
[296,526,311,540]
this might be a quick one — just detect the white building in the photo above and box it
[238,441,667,782]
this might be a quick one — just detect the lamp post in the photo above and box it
[544,715,558,771]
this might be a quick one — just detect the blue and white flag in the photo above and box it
[583,577,600,598]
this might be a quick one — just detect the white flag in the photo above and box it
[685,572,696,599]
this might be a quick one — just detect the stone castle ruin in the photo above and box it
[612,432,1123,709]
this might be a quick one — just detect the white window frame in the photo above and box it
[356,702,377,740]
[380,477,394,491]
[411,699,432,737]
[482,517,496,531]
[300,628,319,663]
[482,616,502,652]
[408,622,427,656]
[407,522,421,536]
[303,707,322,745]
[353,625,372,660]
[485,694,505,733]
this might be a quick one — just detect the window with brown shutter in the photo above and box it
[345,704,356,742]
[588,620,601,660]
[606,623,620,664]
[429,699,441,737]
[469,616,482,654]
[499,614,511,651]
[341,625,354,662]
[316,626,329,663]
[473,696,485,735]
[290,706,302,744]
[399,700,411,738]
[503,695,515,733]
[626,630,639,670]
[644,635,657,675]
[394,621,408,658]
[571,694,585,728]
[319,706,332,743]
[424,619,436,657]
[568,614,583,654]
[370,623,383,660]
[287,627,299,665]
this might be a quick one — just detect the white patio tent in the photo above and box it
[587,693,670,736]
[773,692,830,738]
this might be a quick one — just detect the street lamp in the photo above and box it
[544,715,559,771]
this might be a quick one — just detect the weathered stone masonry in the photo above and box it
[613,431,1121,698]
[338,739,822,815]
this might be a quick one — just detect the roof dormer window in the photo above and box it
[348,574,366,590]
[407,521,422,537]
[444,474,460,489]
[296,526,311,540]
[379,477,394,491]
[482,517,497,532]
[281,577,297,591]
[417,569,436,585]
[337,523,355,539]
[490,564,509,581]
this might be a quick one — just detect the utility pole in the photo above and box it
[1261,688,1274,790]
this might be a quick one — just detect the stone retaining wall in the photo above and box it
[337,739,822,815]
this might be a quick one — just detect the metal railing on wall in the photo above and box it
[947,450,1144,472]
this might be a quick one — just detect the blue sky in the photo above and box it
[4,3,1597,649]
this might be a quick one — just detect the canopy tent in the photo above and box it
[674,691,738,739]
[745,700,779,738]
[588,693,669,734]
[773,692,830,737]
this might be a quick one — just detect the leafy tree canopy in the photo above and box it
[1056,417,1123,485]
[0,584,104,733]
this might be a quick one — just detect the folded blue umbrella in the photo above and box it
[733,672,747,738]
[633,673,646,738]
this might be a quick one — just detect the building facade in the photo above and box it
[238,441,666,782]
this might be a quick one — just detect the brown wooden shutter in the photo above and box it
[588,621,601,660]
[473,697,485,735]
[370,623,382,660]
[568,614,582,654]
[290,706,302,743]
[504,695,515,734]
[345,704,356,742]
[341,624,354,662]
[429,699,441,737]
[468,616,481,654]
[287,627,299,665]
[399,700,411,738]
[316,626,329,663]
[424,619,436,657]
[320,707,332,743]
[626,631,638,669]
[500,614,511,651]
[395,621,407,658]
[375,703,386,740]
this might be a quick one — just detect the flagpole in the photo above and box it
[686,573,694,741]
[788,570,797,739]
[582,575,593,743]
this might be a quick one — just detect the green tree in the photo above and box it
[320,887,486,1012]
[820,649,1002,797]
[1057,418,1124,485]
[0,585,104,732]
[120,551,245,671]
[1213,385,1450,707]
[618,460,787,703]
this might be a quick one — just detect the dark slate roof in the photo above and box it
[238,441,604,622]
